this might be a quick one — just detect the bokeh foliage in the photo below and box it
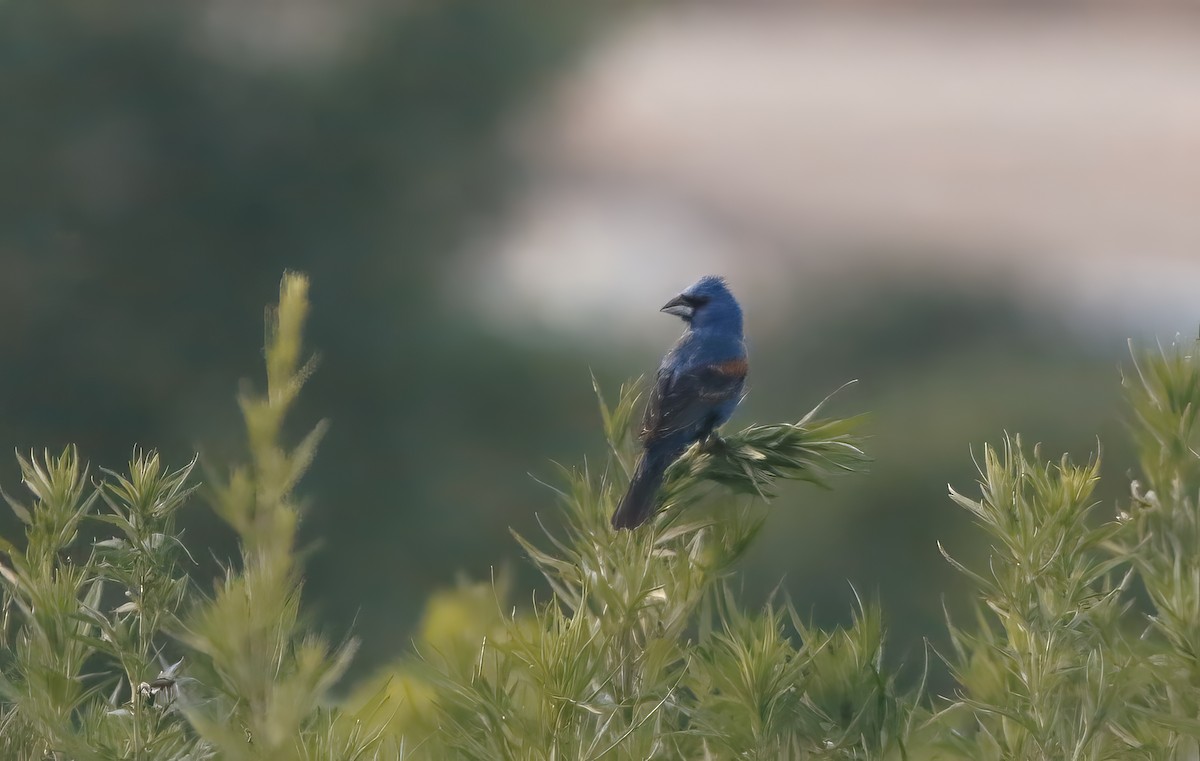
[4,2,1195,757]
[0,0,599,675]
[0,0,1163,700]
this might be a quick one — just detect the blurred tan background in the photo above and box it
[2,0,1198,685]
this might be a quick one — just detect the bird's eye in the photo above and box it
[682,295,710,308]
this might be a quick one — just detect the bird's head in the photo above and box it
[660,275,743,333]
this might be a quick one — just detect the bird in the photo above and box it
[611,275,748,530]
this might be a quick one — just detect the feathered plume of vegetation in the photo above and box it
[352,378,919,761]
[0,274,389,760]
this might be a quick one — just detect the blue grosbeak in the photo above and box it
[612,276,748,529]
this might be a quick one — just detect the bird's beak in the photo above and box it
[660,295,694,319]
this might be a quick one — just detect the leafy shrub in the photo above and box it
[3,274,1200,760]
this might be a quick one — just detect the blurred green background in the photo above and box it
[3,1,1197,687]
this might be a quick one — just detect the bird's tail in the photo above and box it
[612,450,671,530]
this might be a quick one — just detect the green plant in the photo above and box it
[5,274,1200,761]
[0,274,387,760]
[931,338,1200,760]
[936,438,1138,759]
[371,379,924,761]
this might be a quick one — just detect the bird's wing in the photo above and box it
[642,357,747,443]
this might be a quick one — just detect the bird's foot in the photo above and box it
[699,433,727,455]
